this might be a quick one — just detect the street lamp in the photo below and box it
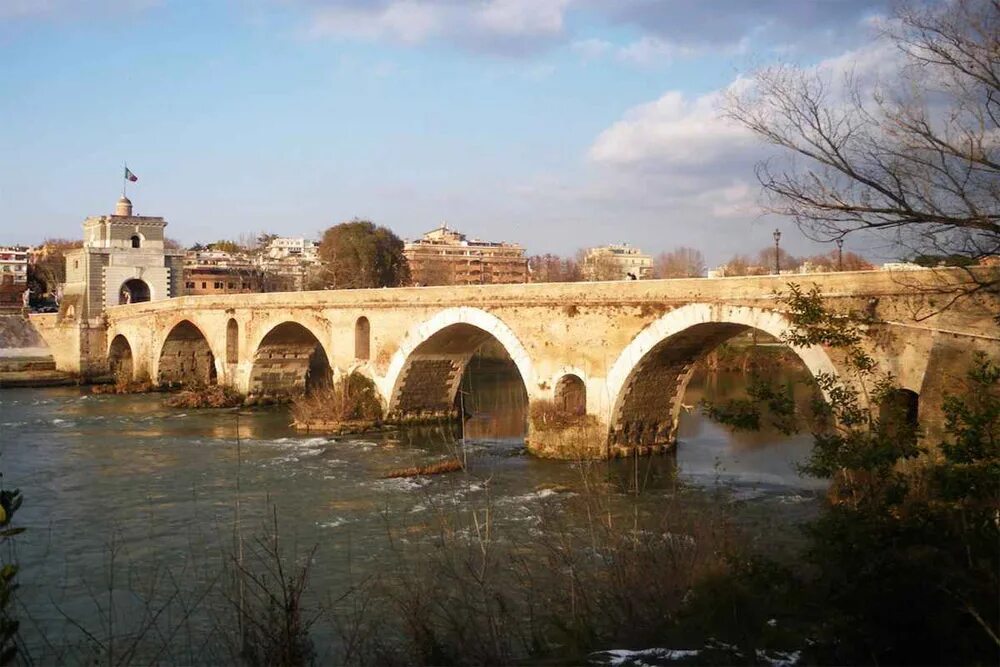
[836,238,844,272]
[772,228,782,274]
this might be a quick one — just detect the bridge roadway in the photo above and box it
[39,268,1000,458]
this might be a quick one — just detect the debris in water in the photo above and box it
[381,459,464,479]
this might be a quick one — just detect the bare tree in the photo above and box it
[653,247,706,278]
[725,0,999,299]
[580,249,625,281]
[528,254,583,282]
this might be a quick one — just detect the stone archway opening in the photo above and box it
[158,320,217,387]
[880,388,920,444]
[226,318,239,365]
[249,322,331,396]
[391,324,529,439]
[119,279,150,305]
[108,334,134,382]
[610,322,823,454]
[555,374,586,416]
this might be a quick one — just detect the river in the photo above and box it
[0,368,825,663]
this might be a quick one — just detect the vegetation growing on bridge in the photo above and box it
[290,372,384,434]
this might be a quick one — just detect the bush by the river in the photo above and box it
[290,372,383,432]
[164,384,244,409]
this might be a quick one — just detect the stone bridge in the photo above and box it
[37,268,999,458]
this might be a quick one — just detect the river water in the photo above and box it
[0,369,824,663]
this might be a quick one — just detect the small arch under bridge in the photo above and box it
[91,268,997,458]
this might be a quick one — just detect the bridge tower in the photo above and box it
[61,195,185,322]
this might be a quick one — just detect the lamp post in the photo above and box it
[772,228,782,274]
[836,238,844,272]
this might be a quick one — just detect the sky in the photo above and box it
[0,0,902,265]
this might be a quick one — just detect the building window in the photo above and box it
[74,260,79,269]
[185,281,195,289]
[227,282,235,289]
[201,282,207,289]
[130,235,141,248]
[214,281,223,289]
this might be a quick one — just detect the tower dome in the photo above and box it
[115,196,133,217]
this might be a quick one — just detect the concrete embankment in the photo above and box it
[0,314,78,387]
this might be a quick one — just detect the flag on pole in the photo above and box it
[125,167,138,182]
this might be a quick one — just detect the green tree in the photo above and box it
[313,219,410,289]
[702,285,999,665]
[209,240,244,254]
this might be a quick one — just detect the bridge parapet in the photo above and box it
[60,267,998,458]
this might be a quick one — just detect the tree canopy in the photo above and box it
[313,220,411,289]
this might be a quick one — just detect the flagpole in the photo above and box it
[122,162,127,197]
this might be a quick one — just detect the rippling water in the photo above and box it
[0,369,823,661]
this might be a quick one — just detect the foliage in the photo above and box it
[27,238,82,299]
[313,220,410,289]
[0,472,23,665]
[208,240,243,254]
[164,384,244,409]
[231,510,318,667]
[529,399,598,431]
[701,283,1000,664]
[290,372,384,426]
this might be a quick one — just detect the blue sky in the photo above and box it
[0,0,895,264]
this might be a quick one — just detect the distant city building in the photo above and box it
[266,237,319,262]
[260,237,321,291]
[61,196,184,321]
[183,249,256,295]
[582,243,652,281]
[0,245,29,311]
[404,224,528,286]
[881,262,929,271]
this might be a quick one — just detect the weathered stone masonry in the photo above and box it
[35,267,999,458]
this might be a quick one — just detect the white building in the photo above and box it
[61,196,184,321]
[0,246,28,286]
[266,237,319,262]
[582,243,652,281]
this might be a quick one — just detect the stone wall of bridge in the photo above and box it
[58,267,998,458]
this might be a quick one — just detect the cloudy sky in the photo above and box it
[0,0,899,264]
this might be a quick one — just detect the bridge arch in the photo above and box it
[157,319,217,386]
[107,334,134,382]
[119,278,151,305]
[605,303,839,452]
[249,321,332,396]
[383,307,534,417]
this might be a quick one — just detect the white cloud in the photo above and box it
[0,0,159,21]
[616,36,696,66]
[304,0,572,50]
[571,37,613,60]
[589,88,755,168]
[308,1,445,44]
[475,0,569,37]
